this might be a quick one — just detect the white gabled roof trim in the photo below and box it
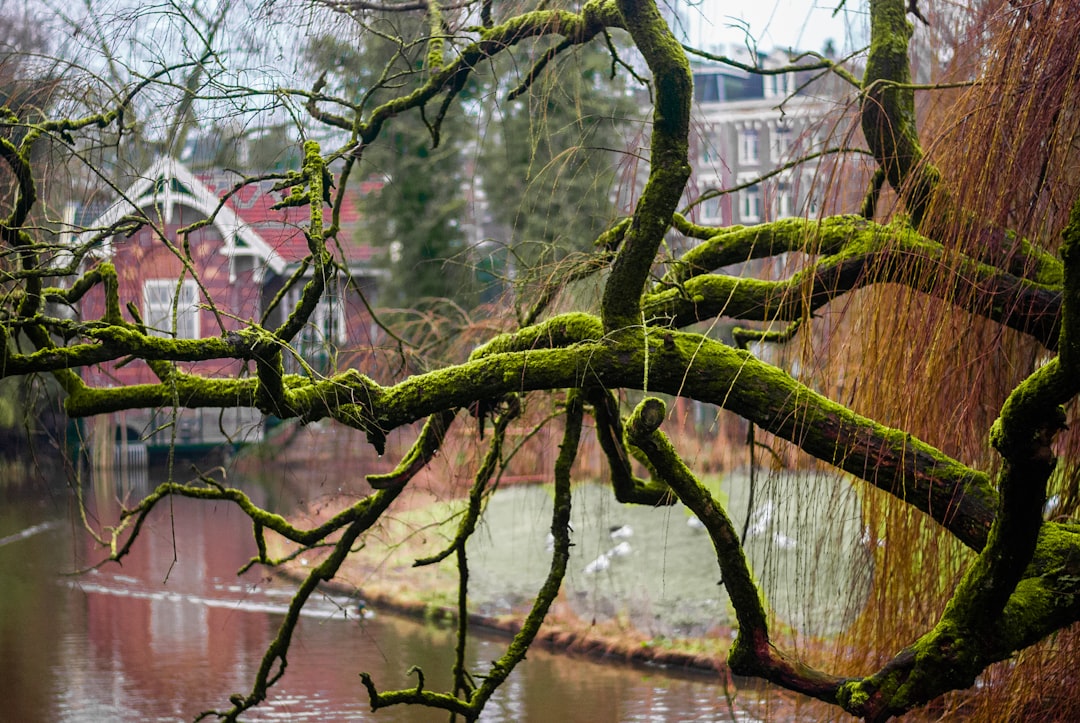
[79,157,287,275]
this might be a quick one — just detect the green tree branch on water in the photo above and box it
[4,0,1080,720]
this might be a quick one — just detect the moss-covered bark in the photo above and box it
[837,524,1080,721]
[835,197,1080,721]
[625,396,849,703]
[861,0,940,226]
[645,217,1062,347]
[600,0,691,331]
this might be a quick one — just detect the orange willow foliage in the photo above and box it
[782,4,1080,718]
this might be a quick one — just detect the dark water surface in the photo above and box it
[0,464,764,722]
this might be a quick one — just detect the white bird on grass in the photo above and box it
[609,541,632,557]
[583,553,611,574]
[746,501,775,537]
[773,532,797,550]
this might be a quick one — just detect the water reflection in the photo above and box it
[1,464,761,722]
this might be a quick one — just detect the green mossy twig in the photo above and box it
[586,386,674,505]
[625,396,848,703]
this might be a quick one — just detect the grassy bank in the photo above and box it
[272,469,870,675]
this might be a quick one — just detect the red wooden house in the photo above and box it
[75,157,384,454]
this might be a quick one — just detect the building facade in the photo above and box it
[71,158,383,453]
[687,48,840,229]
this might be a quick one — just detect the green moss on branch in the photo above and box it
[660,216,865,287]
[626,396,847,704]
[837,198,1080,720]
[644,218,1063,348]
[862,0,939,225]
[587,387,674,505]
[357,2,624,146]
[601,0,691,330]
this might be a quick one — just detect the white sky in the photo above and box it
[673,0,869,56]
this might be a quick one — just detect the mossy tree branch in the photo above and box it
[626,396,850,704]
[600,0,691,331]
[585,386,675,505]
[338,1,627,149]
[645,217,1063,348]
[56,313,997,552]
[4,0,1080,718]
[861,0,940,226]
[201,508,397,722]
[834,195,1080,721]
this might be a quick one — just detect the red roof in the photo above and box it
[196,172,380,266]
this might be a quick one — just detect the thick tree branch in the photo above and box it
[600,0,691,331]
[627,396,850,704]
[585,387,675,505]
[646,218,1063,349]
[60,313,997,551]
[836,197,1080,721]
[861,0,939,225]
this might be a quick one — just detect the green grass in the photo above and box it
[330,470,872,650]
[465,470,871,640]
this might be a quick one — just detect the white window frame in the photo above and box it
[313,286,347,346]
[699,195,723,224]
[286,279,348,351]
[698,129,722,166]
[770,124,793,164]
[764,73,794,99]
[143,279,199,339]
[738,128,760,166]
[765,74,778,99]
[773,177,793,219]
[739,178,762,223]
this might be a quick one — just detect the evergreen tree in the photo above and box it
[476,43,637,292]
[305,27,472,310]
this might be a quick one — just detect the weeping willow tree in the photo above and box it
[5,0,1080,720]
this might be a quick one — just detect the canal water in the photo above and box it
[0,462,770,722]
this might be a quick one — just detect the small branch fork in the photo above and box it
[360,392,580,720]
